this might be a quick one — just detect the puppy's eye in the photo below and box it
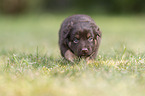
[74,38,79,43]
[88,37,93,42]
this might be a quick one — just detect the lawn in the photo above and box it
[0,14,145,96]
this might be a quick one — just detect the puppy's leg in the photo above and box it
[86,57,94,64]
[64,50,76,62]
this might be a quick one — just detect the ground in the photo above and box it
[0,14,145,96]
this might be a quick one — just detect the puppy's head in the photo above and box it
[64,21,101,58]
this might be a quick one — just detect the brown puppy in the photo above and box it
[59,14,102,62]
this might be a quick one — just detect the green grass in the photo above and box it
[0,14,145,96]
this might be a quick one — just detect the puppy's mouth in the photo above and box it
[81,53,88,56]
[79,53,91,58]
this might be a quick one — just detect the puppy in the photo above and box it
[59,14,102,62]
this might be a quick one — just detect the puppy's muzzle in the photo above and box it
[81,48,88,53]
[80,48,89,56]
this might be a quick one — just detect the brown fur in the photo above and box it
[59,14,102,62]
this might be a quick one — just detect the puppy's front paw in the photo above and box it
[87,60,94,64]
[64,50,76,62]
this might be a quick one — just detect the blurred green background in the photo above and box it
[0,0,145,14]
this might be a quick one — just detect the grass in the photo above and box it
[0,14,145,96]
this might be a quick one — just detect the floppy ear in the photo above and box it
[63,21,73,39]
[91,23,102,39]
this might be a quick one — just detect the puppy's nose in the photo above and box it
[81,48,88,53]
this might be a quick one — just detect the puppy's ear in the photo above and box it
[63,21,73,39]
[91,23,102,38]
